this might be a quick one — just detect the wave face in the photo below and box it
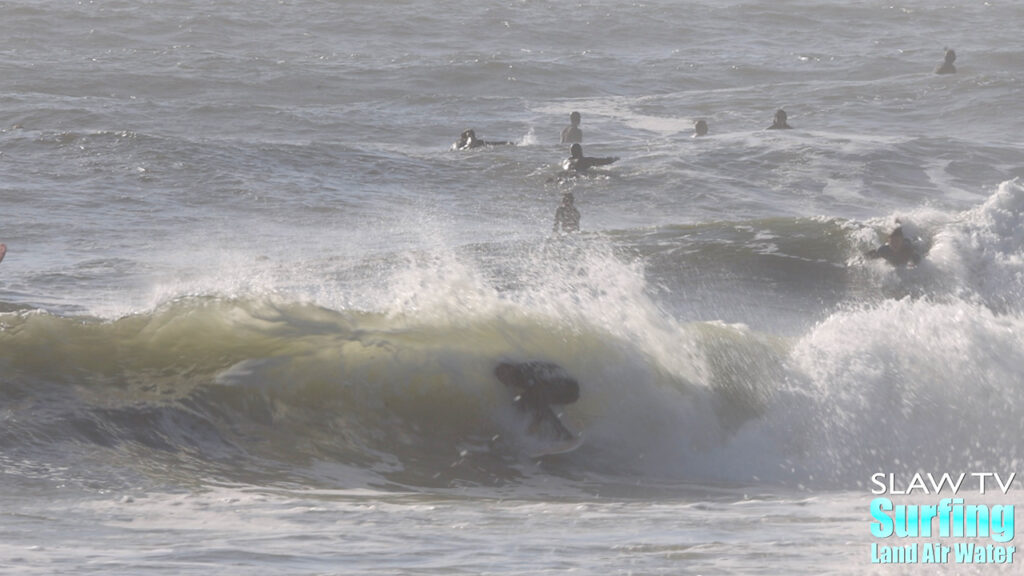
[0,292,760,491]
[2,182,1023,493]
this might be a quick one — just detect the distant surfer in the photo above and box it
[0,243,5,265]
[553,193,580,233]
[453,129,513,151]
[560,111,583,144]
[867,227,920,267]
[693,119,708,137]
[935,48,957,74]
[495,361,579,441]
[767,109,792,130]
[561,143,618,175]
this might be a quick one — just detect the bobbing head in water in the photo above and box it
[561,111,582,143]
[936,48,957,74]
[768,109,792,130]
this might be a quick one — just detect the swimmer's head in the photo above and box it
[694,119,708,136]
[562,192,574,205]
[944,49,956,64]
[570,111,581,125]
[775,109,787,122]
[461,129,476,140]
[570,143,583,158]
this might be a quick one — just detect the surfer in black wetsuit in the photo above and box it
[935,48,957,74]
[494,361,579,441]
[560,111,582,144]
[553,193,580,233]
[562,143,618,175]
[453,129,514,151]
[767,109,792,130]
[867,227,921,267]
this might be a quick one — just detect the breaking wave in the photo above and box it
[2,181,1022,494]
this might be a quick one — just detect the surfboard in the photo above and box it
[525,431,584,459]
[519,408,584,458]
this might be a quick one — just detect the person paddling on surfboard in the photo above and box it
[553,193,580,233]
[494,361,579,442]
[452,129,514,151]
[561,143,618,175]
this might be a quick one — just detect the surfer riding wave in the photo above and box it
[494,361,580,442]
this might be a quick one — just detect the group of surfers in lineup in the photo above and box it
[455,104,922,268]
[0,49,957,273]
[452,48,956,272]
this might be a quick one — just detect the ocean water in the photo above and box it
[2,0,1023,573]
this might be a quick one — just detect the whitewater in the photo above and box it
[1,0,1023,573]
